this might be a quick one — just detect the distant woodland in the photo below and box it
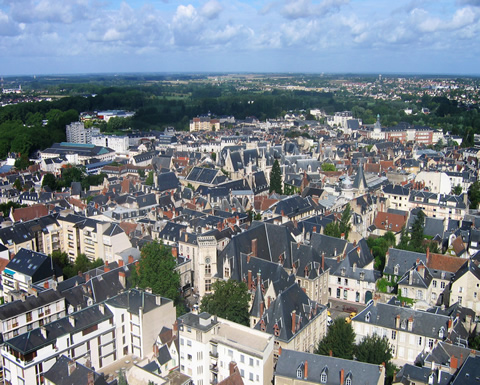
[1,74,479,159]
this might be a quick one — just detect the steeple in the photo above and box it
[352,164,368,193]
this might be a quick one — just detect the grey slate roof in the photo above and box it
[275,349,383,385]
[384,248,426,277]
[395,364,451,385]
[43,355,110,385]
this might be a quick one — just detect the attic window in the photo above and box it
[320,369,327,383]
[365,312,371,323]
[296,366,303,379]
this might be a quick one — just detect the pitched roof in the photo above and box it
[11,204,49,222]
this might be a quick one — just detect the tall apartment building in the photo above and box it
[178,312,275,385]
[66,122,100,144]
[189,117,220,132]
[2,289,175,385]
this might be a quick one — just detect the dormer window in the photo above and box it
[365,312,371,323]
[341,267,346,276]
[439,327,445,339]
[394,264,399,275]
[296,364,303,379]
[401,320,407,330]
[320,367,328,384]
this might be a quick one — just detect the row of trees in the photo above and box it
[51,251,103,279]
[316,318,395,384]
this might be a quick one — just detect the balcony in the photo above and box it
[210,364,218,373]
[209,350,218,358]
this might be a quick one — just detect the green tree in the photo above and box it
[324,221,341,238]
[138,169,145,178]
[13,178,22,190]
[409,211,425,251]
[131,241,180,302]
[451,185,462,195]
[200,280,250,326]
[355,335,395,385]
[339,203,352,239]
[321,163,336,172]
[397,226,410,250]
[469,181,480,210]
[367,231,396,270]
[145,171,154,186]
[42,173,57,191]
[14,154,32,170]
[269,159,283,194]
[315,317,355,359]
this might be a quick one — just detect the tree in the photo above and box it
[315,317,356,359]
[324,221,341,238]
[14,154,32,170]
[145,171,154,186]
[269,159,283,194]
[339,203,352,239]
[321,163,336,172]
[469,181,480,210]
[451,184,462,195]
[138,169,145,178]
[355,335,395,385]
[13,178,22,190]
[42,173,57,191]
[131,241,180,302]
[409,211,425,251]
[200,280,250,326]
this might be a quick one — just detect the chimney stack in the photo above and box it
[229,362,237,376]
[304,360,308,379]
[248,270,252,290]
[87,371,94,385]
[450,355,458,370]
[329,350,333,357]
[291,310,297,334]
[340,369,345,385]
[260,301,264,318]
[68,360,76,376]
[128,255,134,264]
[119,271,126,288]
[251,239,257,258]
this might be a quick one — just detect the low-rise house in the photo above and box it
[275,349,385,385]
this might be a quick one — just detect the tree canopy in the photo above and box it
[355,335,395,385]
[131,241,180,302]
[469,181,480,210]
[200,280,250,326]
[269,159,283,194]
[51,251,103,279]
[321,163,336,172]
[315,317,356,359]
[324,204,352,239]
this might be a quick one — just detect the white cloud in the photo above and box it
[200,0,223,19]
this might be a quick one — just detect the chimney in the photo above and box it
[260,301,264,318]
[98,303,105,315]
[450,355,458,370]
[278,346,282,356]
[257,271,261,285]
[119,271,126,288]
[313,226,317,233]
[87,371,94,385]
[128,255,134,264]
[268,296,271,308]
[340,369,345,385]
[44,282,49,289]
[248,270,252,290]
[396,315,400,329]
[172,247,178,258]
[353,239,357,247]
[329,350,333,357]
[408,316,413,331]
[322,252,325,271]
[426,247,430,264]
[251,238,257,258]
[291,310,297,334]
[408,270,413,285]
[104,265,110,273]
[229,361,237,376]
[118,259,124,267]
[448,318,453,331]
[68,360,76,375]
[69,315,76,327]
[304,360,308,379]
[40,326,47,339]
[341,233,345,240]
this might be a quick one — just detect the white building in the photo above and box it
[2,289,175,385]
[92,134,130,154]
[178,312,275,385]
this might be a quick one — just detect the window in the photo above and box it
[249,373,254,381]
[418,336,422,345]
[432,280,437,288]
[459,287,464,293]
[336,288,341,298]
[441,282,446,289]
[205,280,212,292]
[475,292,478,299]
[391,330,397,340]
[205,264,211,274]
[180,338,184,345]
[458,296,462,305]
[187,340,192,347]
[240,354,244,363]
[320,371,327,383]
[240,369,244,378]
[249,358,254,366]
[365,312,371,322]
[224,267,230,278]
[344,279,348,286]
[416,290,423,300]
[346,378,352,385]
[428,339,434,349]
[343,289,348,300]
[187,354,192,361]
[337,277,341,284]
[296,368,303,379]
[26,312,32,322]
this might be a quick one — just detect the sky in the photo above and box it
[1,0,480,76]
